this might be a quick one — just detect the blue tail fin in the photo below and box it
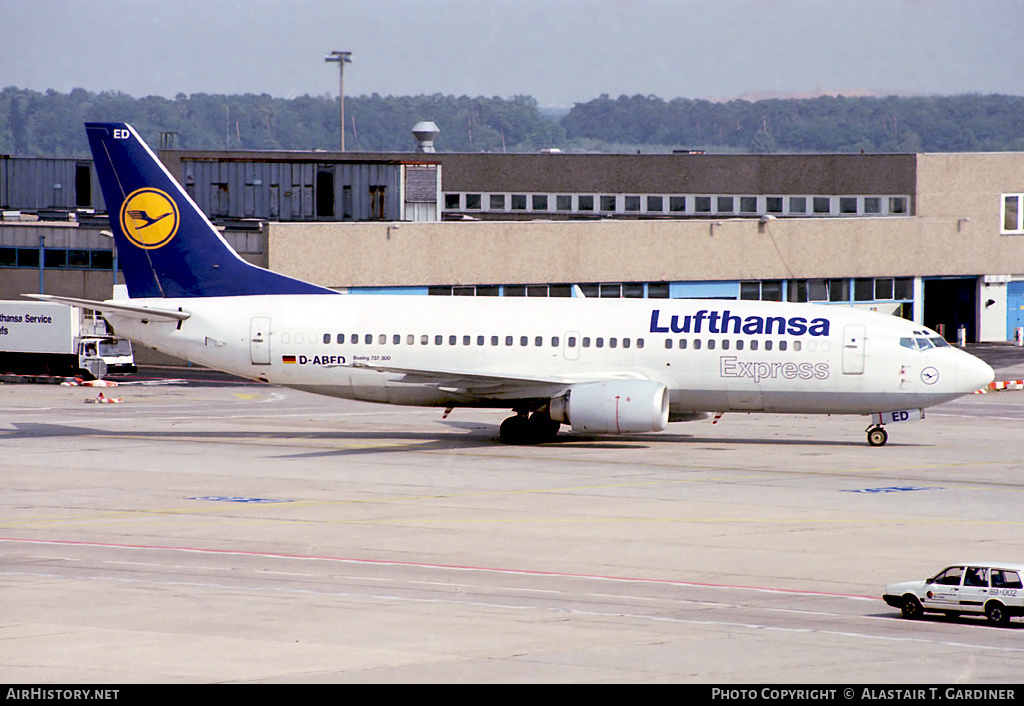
[86,122,335,298]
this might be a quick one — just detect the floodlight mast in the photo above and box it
[325,51,353,151]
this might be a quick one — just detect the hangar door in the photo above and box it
[924,278,978,343]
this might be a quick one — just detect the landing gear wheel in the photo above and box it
[867,426,888,447]
[526,410,561,443]
[499,410,561,445]
[499,415,530,445]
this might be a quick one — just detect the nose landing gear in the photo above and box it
[866,424,888,447]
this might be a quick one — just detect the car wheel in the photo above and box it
[985,601,1010,627]
[901,595,923,620]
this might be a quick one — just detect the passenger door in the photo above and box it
[957,566,990,614]
[842,324,866,375]
[923,565,964,609]
[250,316,271,365]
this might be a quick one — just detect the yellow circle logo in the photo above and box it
[119,188,179,249]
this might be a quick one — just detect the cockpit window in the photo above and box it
[900,336,952,351]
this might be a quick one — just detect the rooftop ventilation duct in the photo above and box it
[411,121,440,153]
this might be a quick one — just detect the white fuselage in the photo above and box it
[105,294,994,419]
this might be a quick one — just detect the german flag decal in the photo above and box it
[282,355,297,364]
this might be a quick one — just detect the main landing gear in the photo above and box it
[866,424,888,447]
[499,408,561,445]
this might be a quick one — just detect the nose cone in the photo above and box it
[957,351,995,393]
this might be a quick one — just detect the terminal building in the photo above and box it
[3,142,1024,359]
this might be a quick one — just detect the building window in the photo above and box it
[864,197,881,214]
[578,195,594,211]
[669,196,686,212]
[766,197,783,213]
[91,250,114,269]
[840,197,858,214]
[717,196,734,213]
[369,185,387,219]
[511,195,527,210]
[44,250,67,268]
[444,194,460,209]
[761,280,782,301]
[648,282,670,298]
[889,196,908,214]
[695,196,711,213]
[894,278,913,300]
[532,194,548,210]
[828,279,850,302]
[1002,194,1024,233]
[465,193,481,210]
[739,196,757,213]
[600,195,616,212]
[813,197,831,214]
[623,283,644,298]
[556,195,572,211]
[647,196,663,212]
[625,196,641,212]
[789,197,806,214]
[490,194,506,210]
[874,278,894,300]
[741,280,782,301]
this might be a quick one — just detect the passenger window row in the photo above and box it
[663,338,802,352]
[310,333,648,349]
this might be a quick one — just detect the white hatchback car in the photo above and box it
[883,562,1024,626]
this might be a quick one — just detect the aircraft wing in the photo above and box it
[350,361,649,397]
[24,294,191,322]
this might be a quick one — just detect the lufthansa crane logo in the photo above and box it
[119,188,179,249]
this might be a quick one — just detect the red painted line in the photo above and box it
[0,536,877,601]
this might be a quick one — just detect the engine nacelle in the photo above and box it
[549,380,669,434]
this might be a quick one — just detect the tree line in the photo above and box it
[2,86,1023,156]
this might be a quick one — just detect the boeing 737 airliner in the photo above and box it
[31,123,995,446]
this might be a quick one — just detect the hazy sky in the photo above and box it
[3,0,1022,107]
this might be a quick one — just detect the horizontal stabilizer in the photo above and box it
[24,294,191,322]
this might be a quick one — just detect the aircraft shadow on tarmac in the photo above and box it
[9,420,896,459]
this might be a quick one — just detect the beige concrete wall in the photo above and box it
[268,210,1024,288]
[267,152,1024,287]
[917,153,1024,277]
